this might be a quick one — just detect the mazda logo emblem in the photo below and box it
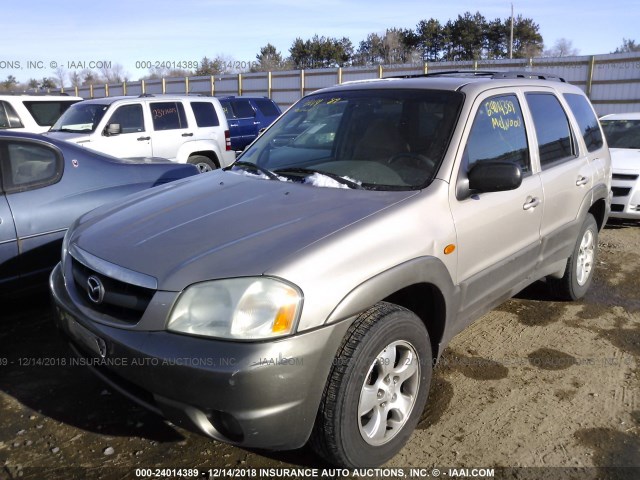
[87,275,105,304]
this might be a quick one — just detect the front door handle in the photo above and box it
[182,132,194,137]
[137,136,151,141]
[576,176,589,186]
[523,196,541,210]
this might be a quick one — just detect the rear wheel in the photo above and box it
[188,155,217,173]
[549,213,598,300]
[311,302,431,467]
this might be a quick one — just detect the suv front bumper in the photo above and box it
[50,263,352,450]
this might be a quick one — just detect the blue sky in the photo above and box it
[3,0,639,83]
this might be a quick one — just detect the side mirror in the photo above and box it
[468,161,522,193]
[105,123,122,136]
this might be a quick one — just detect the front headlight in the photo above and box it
[167,277,302,340]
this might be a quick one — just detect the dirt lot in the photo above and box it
[0,221,638,480]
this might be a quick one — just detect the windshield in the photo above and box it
[600,119,640,149]
[50,103,110,133]
[233,89,463,190]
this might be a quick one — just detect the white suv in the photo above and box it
[45,95,235,172]
[600,112,640,220]
[0,94,81,133]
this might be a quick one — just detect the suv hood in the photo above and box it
[610,148,640,171]
[71,171,416,291]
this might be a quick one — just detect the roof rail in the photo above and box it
[0,92,71,96]
[138,93,155,98]
[387,70,566,82]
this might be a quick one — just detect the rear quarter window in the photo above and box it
[0,141,63,192]
[190,102,220,127]
[563,93,604,152]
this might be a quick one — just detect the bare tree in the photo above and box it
[69,71,82,88]
[100,63,128,84]
[54,67,67,89]
[543,38,579,57]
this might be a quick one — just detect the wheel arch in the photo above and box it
[326,256,458,360]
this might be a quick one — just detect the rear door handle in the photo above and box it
[576,176,589,186]
[182,133,194,137]
[523,196,541,210]
[137,136,150,141]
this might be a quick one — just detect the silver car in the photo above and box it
[50,72,611,467]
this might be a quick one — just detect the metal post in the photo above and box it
[141,79,146,95]
[105,83,109,97]
[185,76,190,95]
[210,75,215,96]
[268,71,272,98]
[300,69,305,97]
[337,67,342,84]
[378,64,383,78]
[162,77,166,94]
[89,84,94,98]
[238,73,243,96]
[586,56,596,99]
[123,81,127,96]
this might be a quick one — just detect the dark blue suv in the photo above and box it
[219,96,281,151]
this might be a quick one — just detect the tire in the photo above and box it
[549,213,598,301]
[310,302,432,468]
[187,155,217,173]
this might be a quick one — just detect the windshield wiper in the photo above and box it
[229,161,281,181]
[273,167,362,189]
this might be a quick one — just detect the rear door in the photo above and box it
[524,91,594,259]
[148,101,191,160]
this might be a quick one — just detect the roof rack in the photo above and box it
[138,93,155,98]
[388,70,566,83]
[0,92,72,96]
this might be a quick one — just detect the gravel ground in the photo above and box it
[0,221,638,480]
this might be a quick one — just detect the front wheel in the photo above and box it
[549,213,598,300]
[188,155,217,173]
[311,302,432,467]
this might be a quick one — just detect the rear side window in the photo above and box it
[0,101,24,129]
[150,102,188,130]
[525,93,575,168]
[463,94,530,175]
[22,100,78,126]
[563,93,604,152]
[190,102,220,127]
[232,99,256,118]
[254,99,281,117]
[0,141,62,192]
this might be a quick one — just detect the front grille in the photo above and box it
[611,187,631,197]
[612,173,639,181]
[611,204,624,212]
[71,258,155,324]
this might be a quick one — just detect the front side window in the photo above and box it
[0,101,23,129]
[526,93,575,168]
[108,104,144,133]
[0,141,62,192]
[600,119,640,149]
[235,89,463,190]
[462,94,530,174]
[150,102,188,130]
[563,93,603,152]
[50,103,109,133]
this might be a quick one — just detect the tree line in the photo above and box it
[1,11,639,92]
